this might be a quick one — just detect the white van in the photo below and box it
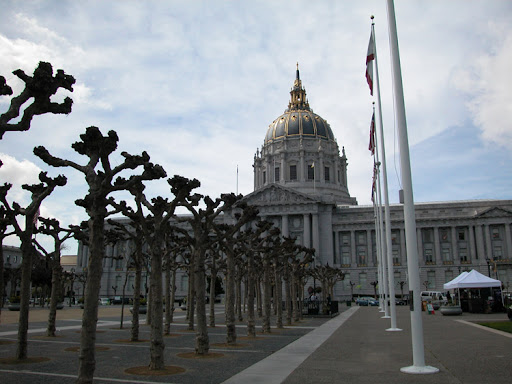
[420,291,445,302]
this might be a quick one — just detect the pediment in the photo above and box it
[243,184,318,206]
[474,207,512,218]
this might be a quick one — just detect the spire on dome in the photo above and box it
[288,63,310,111]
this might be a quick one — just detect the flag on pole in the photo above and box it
[368,112,376,155]
[371,162,377,202]
[365,30,375,95]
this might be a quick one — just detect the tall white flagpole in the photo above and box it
[374,154,389,319]
[372,17,400,331]
[385,0,438,373]
[372,183,386,313]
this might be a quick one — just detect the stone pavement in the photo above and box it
[0,304,511,383]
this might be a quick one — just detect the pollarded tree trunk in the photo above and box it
[246,253,256,337]
[148,242,165,370]
[194,248,209,355]
[284,268,292,326]
[291,273,299,323]
[78,214,106,384]
[209,269,217,327]
[262,258,272,334]
[46,264,61,337]
[187,269,195,331]
[256,277,262,318]
[169,267,176,324]
[164,255,172,335]
[130,257,142,342]
[119,271,129,329]
[236,273,243,322]
[225,247,236,344]
[16,240,34,360]
[275,267,283,329]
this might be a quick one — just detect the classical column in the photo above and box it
[400,228,406,266]
[312,213,320,258]
[280,156,286,183]
[319,155,324,183]
[468,225,477,262]
[505,224,512,260]
[475,225,486,260]
[334,231,340,265]
[484,224,492,258]
[417,228,424,266]
[282,214,289,237]
[434,227,442,265]
[367,230,374,266]
[299,150,305,182]
[303,213,311,248]
[351,230,357,266]
[451,226,458,263]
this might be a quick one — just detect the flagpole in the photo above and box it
[385,0,438,373]
[372,17,400,331]
[372,189,385,312]
[374,154,389,319]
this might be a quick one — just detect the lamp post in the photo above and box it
[485,257,491,277]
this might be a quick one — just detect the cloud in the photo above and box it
[453,24,512,149]
[0,153,42,203]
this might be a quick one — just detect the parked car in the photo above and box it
[111,296,131,304]
[99,297,110,305]
[395,298,407,305]
[356,296,379,306]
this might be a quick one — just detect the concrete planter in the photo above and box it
[440,306,462,316]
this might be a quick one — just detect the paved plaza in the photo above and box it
[0,304,511,383]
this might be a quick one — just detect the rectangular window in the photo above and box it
[458,229,466,241]
[324,166,330,181]
[289,165,297,180]
[391,231,399,245]
[359,273,367,288]
[424,247,434,263]
[180,274,189,291]
[308,164,314,180]
[341,233,350,245]
[491,227,500,239]
[342,251,351,265]
[274,167,280,182]
[445,270,453,283]
[441,244,451,262]
[356,231,366,245]
[394,271,401,289]
[263,171,266,184]
[343,273,351,289]
[357,248,367,265]
[493,246,502,259]
[422,228,433,243]
[427,271,436,289]
[392,249,400,265]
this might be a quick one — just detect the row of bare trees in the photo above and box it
[0,61,346,384]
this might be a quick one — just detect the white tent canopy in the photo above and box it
[443,269,502,290]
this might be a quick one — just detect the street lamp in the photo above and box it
[485,257,491,277]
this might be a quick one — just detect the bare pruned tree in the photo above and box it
[34,126,166,384]
[0,61,75,139]
[0,172,67,360]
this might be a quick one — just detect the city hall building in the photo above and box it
[73,68,512,300]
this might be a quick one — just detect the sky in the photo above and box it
[1,0,512,254]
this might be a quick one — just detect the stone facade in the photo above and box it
[72,67,512,301]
